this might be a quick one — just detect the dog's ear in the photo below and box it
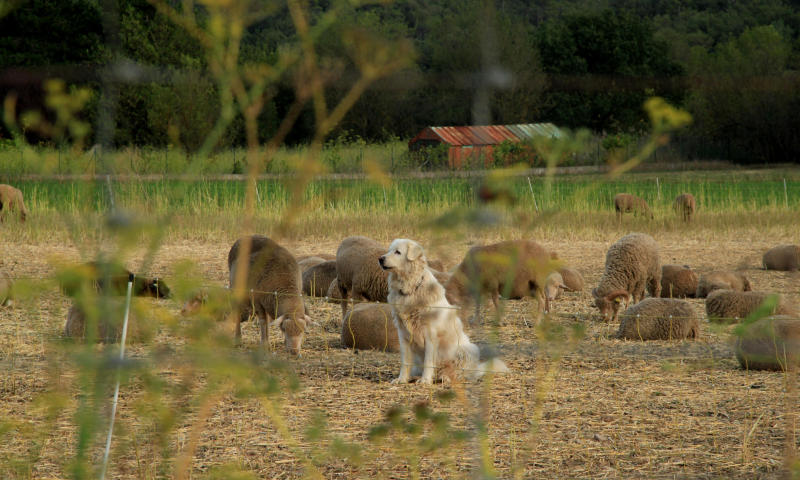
[406,241,424,261]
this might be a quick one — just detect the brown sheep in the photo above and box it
[326,277,344,304]
[614,298,699,340]
[229,235,313,354]
[544,272,569,313]
[673,193,695,222]
[592,233,661,322]
[762,244,800,271]
[558,266,584,292]
[695,271,752,298]
[64,300,154,343]
[58,261,171,299]
[302,260,337,297]
[614,193,653,221]
[660,264,698,298]
[335,236,390,317]
[705,290,798,324]
[735,315,800,371]
[340,303,399,352]
[297,253,336,262]
[444,240,555,322]
[0,184,28,222]
[297,256,327,272]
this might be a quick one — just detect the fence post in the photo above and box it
[656,177,661,201]
[784,178,788,208]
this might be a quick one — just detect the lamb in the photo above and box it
[558,266,584,292]
[335,236,390,317]
[340,303,399,352]
[444,240,554,322]
[614,193,653,221]
[735,315,800,371]
[695,271,752,298]
[762,244,800,271]
[544,272,569,313]
[660,264,698,298]
[673,193,696,222]
[613,298,698,340]
[302,260,337,297]
[0,184,28,222]
[592,233,661,322]
[228,235,314,354]
[0,270,13,306]
[64,300,154,343]
[705,290,798,324]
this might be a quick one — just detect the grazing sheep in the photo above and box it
[695,271,752,298]
[558,266,584,292]
[325,277,344,305]
[444,240,554,322]
[340,303,399,352]
[614,298,698,340]
[297,256,327,272]
[64,300,154,343]
[228,235,314,354]
[735,315,800,371]
[592,233,661,322]
[302,260,337,297]
[673,193,696,222]
[762,244,800,271]
[59,261,171,298]
[544,271,569,313]
[705,290,798,324]
[335,236,390,317]
[0,184,28,222]
[614,193,653,221]
[0,270,13,306]
[660,264,698,298]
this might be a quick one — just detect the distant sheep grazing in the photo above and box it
[444,240,554,322]
[335,236,389,317]
[695,271,751,298]
[302,260,337,297]
[762,244,800,271]
[592,233,661,322]
[340,303,399,352]
[660,264,698,298]
[228,235,314,354]
[705,290,798,324]
[0,184,28,222]
[614,193,653,221]
[64,300,154,343]
[614,298,698,340]
[735,315,800,371]
[673,193,696,222]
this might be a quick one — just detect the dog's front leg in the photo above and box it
[418,333,438,385]
[391,332,413,384]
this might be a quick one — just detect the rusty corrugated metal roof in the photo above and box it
[409,123,561,147]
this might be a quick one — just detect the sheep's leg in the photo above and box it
[260,314,269,346]
[648,276,662,298]
[234,315,243,346]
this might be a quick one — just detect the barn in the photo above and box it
[407,123,561,169]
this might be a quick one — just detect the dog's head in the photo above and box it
[379,238,426,273]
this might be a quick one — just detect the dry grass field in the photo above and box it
[2,219,799,479]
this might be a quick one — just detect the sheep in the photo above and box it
[705,290,798,324]
[592,233,661,322]
[614,193,653,221]
[735,315,800,371]
[302,260,337,297]
[544,271,569,313]
[660,264,698,298]
[64,300,154,343]
[444,240,555,322]
[228,235,314,354]
[762,244,800,271]
[325,277,344,304]
[558,266,584,292]
[180,285,232,317]
[335,236,390,317]
[297,256,327,272]
[59,261,171,298]
[673,193,696,222]
[340,303,399,352]
[0,184,28,222]
[297,253,336,262]
[613,298,698,340]
[0,270,13,306]
[695,271,752,298]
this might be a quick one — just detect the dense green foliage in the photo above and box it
[0,0,798,163]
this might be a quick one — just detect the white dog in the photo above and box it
[379,238,508,384]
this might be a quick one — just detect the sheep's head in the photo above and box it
[271,313,318,356]
[592,288,630,322]
[544,272,568,313]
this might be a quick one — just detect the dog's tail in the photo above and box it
[473,358,510,379]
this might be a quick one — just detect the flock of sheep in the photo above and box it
[1,183,799,377]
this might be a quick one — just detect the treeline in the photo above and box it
[0,0,798,164]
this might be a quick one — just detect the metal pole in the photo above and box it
[100,273,134,480]
[784,179,788,209]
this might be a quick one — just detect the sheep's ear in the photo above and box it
[270,315,285,328]
[607,290,629,304]
[406,241,424,261]
[304,314,320,327]
[557,282,570,292]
